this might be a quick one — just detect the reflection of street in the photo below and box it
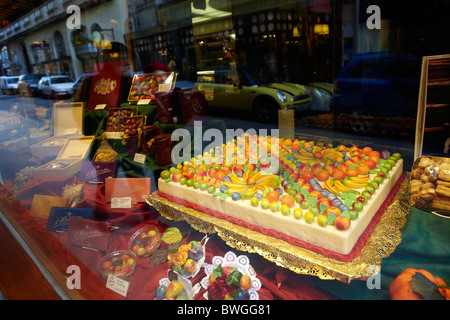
[0,94,415,173]
[0,94,55,144]
[0,94,57,111]
[0,94,63,184]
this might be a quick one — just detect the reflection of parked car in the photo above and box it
[18,74,45,96]
[72,73,92,92]
[333,52,422,134]
[194,64,312,123]
[38,75,75,99]
[72,73,92,102]
[0,76,19,94]
[305,82,333,112]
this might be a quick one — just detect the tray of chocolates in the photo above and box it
[127,72,176,103]
[105,108,138,132]
[119,115,144,137]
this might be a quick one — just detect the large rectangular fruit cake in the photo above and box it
[157,135,404,261]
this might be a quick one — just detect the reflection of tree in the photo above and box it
[71,26,90,46]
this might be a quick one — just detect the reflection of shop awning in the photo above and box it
[191,0,232,36]
[32,41,50,50]
[191,0,231,24]
[192,17,233,36]
[75,41,128,61]
[75,43,99,60]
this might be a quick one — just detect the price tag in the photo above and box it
[95,104,107,110]
[105,132,123,139]
[133,153,146,164]
[64,128,78,135]
[137,99,151,105]
[278,109,295,140]
[158,83,172,92]
[106,274,130,297]
[111,197,132,209]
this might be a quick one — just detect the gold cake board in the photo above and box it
[146,174,411,283]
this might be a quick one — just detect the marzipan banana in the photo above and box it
[334,180,360,194]
[324,179,341,196]
[341,178,368,189]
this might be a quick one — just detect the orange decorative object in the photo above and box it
[389,268,450,300]
[178,243,192,252]
[167,250,188,269]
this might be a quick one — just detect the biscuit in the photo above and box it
[417,157,434,169]
[410,194,428,208]
[436,185,450,198]
[431,195,450,212]
[409,179,422,194]
[422,182,435,190]
[438,170,450,182]
[411,168,423,180]
[437,180,450,188]
[419,188,435,201]
[421,173,434,183]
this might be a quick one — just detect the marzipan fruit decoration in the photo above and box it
[390,268,450,300]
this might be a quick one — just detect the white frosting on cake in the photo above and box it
[158,159,403,255]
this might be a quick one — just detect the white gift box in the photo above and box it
[31,102,84,158]
[35,135,95,180]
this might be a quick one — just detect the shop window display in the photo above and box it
[0,0,449,302]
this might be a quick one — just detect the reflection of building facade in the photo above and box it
[0,0,128,79]
[1,0,449,83]
[127,0,335,84]
[127,0,196,80]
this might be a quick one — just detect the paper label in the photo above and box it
[47,207,94,232]
[80,161,118,184]
[106,274,130,297]
[95,104,107,110]
[111,197,132,209]
[133,153,146,164]
[67,217,110,251]
[105,178,151,203]
[64,128,78,135]
[30,194,68,219]
[158,83,172,92]
[105,132,123,139]
[137,99,151,105]
[278,109,295,140]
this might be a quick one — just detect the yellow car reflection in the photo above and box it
[193,64,312,123]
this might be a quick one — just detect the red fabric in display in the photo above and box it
[0,183,119,300]
[157,172,406,262]
[5,171,378,300]
[2,178,332,299]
